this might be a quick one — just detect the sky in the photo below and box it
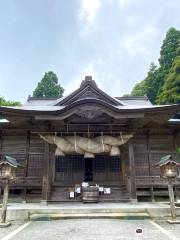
[0,0,180,103]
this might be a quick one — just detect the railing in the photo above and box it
[125,175,180,198]
[135,176,180,186]
[0,177,42,187]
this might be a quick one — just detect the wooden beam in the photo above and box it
[35,112,144,121]
[128,140,137,201]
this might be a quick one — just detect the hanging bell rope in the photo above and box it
[53,132,57,144]
[87,124,90,138]
[74,132,77,152]
[120,131,124,144]
[87,124,90,151]
[101,132,105,152]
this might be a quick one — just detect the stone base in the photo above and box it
[40,200,48,205]
[167,220,180,224]
[0,222,11,228]
[130,199,138,204]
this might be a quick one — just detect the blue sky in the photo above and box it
[0,0,180,103]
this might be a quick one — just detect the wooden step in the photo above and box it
[50,186,130,202]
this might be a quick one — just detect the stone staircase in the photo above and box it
[29,206,150,221]
[50,185,130,202]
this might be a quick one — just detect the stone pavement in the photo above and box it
[6,202,170,210]
[0,221,25,240]
[0,219,179,240]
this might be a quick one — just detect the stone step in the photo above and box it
[29,207,147,214]
[30,212,150,221]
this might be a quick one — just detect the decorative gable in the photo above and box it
[55,76,123,106]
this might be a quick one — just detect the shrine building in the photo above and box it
[0,76,180,202]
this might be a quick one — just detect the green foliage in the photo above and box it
[131,63,158,103]
[157,57,180,104]
[33,71,64,98]
[122,93,131,97]
[159,28,180,69]
[0,96,22,106]
[176,146,180,155]
[130,27,180,104]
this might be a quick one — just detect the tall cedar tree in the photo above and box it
[157,56,180,104]
[33,71,64,98]
[130,27,180,104]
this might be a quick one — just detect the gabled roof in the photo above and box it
[24,77,152,107]
[0,75,180,125]
[155,154,180,167]
[54,76,123,106]
[0,155,22,168]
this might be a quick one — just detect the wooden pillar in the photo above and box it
[25,131,30,177]
[0,130,3,154]
[0,180,9,224]
[146,131,155,202]
[128,140,137,202]
[168,178,176,220]
[0,131,3,197]
[41,142,51,204]
[22,131,30,202]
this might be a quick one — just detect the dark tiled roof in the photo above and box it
[0,155,22,168]
[115,96,152,106]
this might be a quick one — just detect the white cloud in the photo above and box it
[78,0,102,35]
[64,57,126,98]
[118,0,133,9]
[118,0,143,9]
[64,63,97,95]
[119,25,159,58]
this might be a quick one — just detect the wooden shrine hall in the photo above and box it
[0,76,180,203]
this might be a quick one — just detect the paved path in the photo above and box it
[0,219,179,240]
[7,202,169,210]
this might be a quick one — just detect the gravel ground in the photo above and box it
[1,219,179,240]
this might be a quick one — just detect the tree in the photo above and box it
[130,27,180,104]
[33,71,64,98]
[157,56,180,104]
[131,63,158,103]
[0,96,21,106]
[159,28,180,69]
[154,28,180,101]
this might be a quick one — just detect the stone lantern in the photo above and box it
[0,155,22,227]
[155,155,180,222]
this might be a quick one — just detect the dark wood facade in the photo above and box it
[0,76,180,202]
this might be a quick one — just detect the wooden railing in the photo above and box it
[126,175,180,192]
[0,177,42,187]
[135,176,180,186]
